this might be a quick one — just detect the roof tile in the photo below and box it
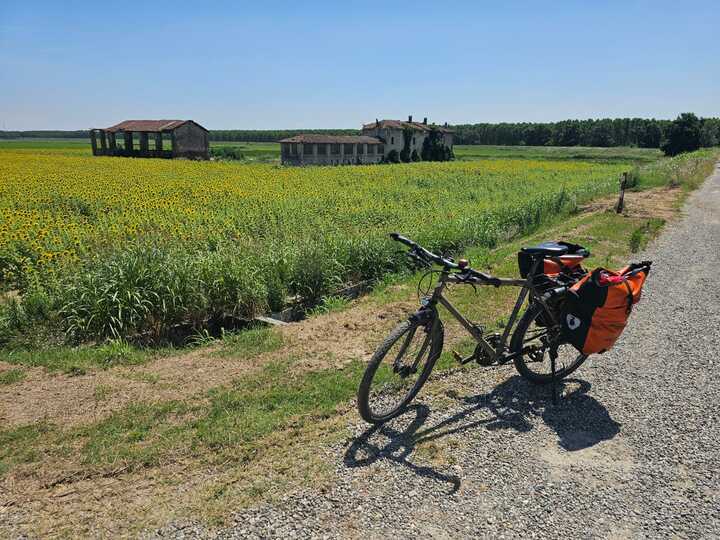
[102,120,207,133]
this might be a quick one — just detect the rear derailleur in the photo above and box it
[524,332,560,364]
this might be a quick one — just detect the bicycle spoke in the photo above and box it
[410,333,431,371]
[392,326,417,370]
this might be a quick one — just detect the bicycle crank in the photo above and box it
[475,334,503,366]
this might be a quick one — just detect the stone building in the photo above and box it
[361,116,454,157]
[90,120,209,160]
[280,134,385,166]
[280,116,453,166]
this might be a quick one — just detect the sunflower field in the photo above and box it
[0,149,626,343]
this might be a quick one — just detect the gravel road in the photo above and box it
[163,164,720,539]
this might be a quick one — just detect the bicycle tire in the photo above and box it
[357,316,444,424]
[511,301,588,384]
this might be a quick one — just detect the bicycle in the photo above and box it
[357,232,592,424]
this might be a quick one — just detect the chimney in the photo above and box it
[408,115,413,123]
[423,117,428,125]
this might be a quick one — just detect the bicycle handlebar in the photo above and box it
[390,232,458,269]
[390,233,498,285]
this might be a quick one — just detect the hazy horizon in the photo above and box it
[1,1,718,131]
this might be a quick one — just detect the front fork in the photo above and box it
[392,304,437,377]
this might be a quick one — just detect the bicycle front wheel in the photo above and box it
[511,301,588,384]
[357,315,444,424]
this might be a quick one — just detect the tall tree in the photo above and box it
[661,113,702,156]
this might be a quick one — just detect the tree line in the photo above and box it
[451,116,720,149]
[208,129,358,142]
[0,130,89,139]
[2,115,718,154]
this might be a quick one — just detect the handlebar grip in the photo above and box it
[390,232,415,248]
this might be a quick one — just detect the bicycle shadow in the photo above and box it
[344,376,619,492]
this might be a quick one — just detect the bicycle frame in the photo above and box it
[422,257,558,363]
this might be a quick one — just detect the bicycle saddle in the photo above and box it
[520,242,570,256]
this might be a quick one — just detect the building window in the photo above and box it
[343,143,354,155]
[303,143,314,155]
[331,143,340,155]
[357,144,364,155]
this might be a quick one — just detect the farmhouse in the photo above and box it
[90,120,209,160]
[361,116,454,157]
[280,116,453,166]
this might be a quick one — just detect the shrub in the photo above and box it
[661,113,701,156]
[421,129,453,161]
[210,146,244,160]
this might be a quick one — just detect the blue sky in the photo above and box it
[1,1,718,130]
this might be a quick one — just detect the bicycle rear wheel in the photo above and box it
[511,301,587,384]
[357,315,444,424]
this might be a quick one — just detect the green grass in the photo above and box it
[0,139,662,164]
[0,422,52,477]
[0,357,365,475]
[454,144,662,163]
[79,400,195,468]
[196,359,363,454]
[307,295,351,316]
[0,139,280,162]
[213,326,284,358]
[0,367,25,385]
[629,218,665,253]
[210,141,279,162]
[0,340,160,374]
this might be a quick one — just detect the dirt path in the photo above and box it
[0,300,418,428]
[179,168,720,538]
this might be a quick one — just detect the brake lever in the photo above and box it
[456,270,478,293]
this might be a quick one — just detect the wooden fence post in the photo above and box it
[615,172,628,214]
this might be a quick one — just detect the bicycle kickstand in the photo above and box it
[550,351,558,405]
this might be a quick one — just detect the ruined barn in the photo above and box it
[90,120,209,160]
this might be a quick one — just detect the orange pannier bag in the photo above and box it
[562,262,651,355]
